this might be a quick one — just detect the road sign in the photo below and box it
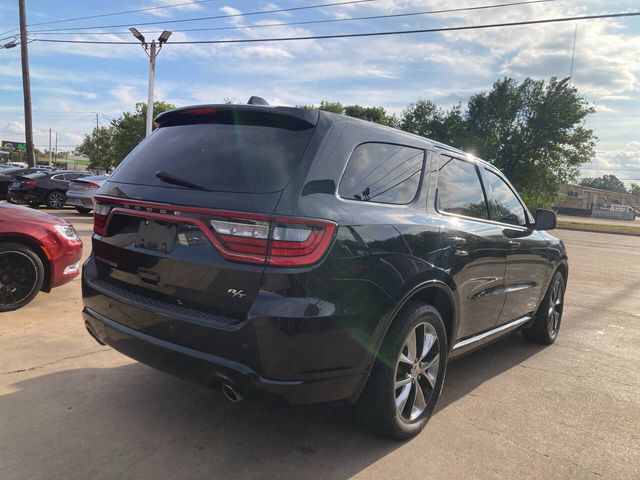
[2,140,26,152]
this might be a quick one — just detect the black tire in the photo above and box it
[522,270,565,344]
[46,190,66,209]
[356,302,447,439]
[75,207,92,214]
[0,243,45,312]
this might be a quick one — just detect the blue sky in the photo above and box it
[1,0,639,183]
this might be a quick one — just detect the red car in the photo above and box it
[0,203,83,311]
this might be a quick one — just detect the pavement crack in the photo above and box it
[0,349,110,376]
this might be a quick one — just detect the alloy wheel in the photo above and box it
[48,192,65,208]
[394,322,440,422]
[0,251,38,309]
[548,278,563,336]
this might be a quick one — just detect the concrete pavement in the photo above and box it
[1,210,638,479]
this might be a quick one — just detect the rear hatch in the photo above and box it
[88,105,320,336]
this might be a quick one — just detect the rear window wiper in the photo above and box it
[155,170,214,192]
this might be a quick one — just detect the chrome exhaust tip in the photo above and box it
[222,383,243,403]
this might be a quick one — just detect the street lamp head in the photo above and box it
[129,27,146,44]
[158,30,172,44]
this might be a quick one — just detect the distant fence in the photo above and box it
[554,207,592,217]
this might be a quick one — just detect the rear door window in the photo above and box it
[436,156,489,220]
[110,115,315,194]
[338,143,424,204]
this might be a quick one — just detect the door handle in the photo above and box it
[508,240,521,249]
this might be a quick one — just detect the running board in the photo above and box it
[452,315,533,351]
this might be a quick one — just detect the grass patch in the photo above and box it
[557,220,640,237]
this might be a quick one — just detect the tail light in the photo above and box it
[209,214,336,266]
[93,197,337,267]
[93,201,111,235]
[83,182,101,189]
[21,179,38,186]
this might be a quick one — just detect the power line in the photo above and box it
[27,0,554,35]
[27,0,376,33]
[0,0,219,36]
[32,11,640,45]
[30,0,219,27]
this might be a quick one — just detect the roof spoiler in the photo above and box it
[154,104,319,129]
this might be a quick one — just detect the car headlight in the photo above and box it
[54,224,79,241]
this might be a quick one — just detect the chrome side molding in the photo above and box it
[452,315,532,350]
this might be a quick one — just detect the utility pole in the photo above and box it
[129,28,172,137]
[96,113,99,130]
[18,0,35,167]
[54,131,58,165]
[48,128,52,166]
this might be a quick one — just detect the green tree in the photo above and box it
[400,100,467,146]
[111,101,175,164]
[630,183,640,197]
[75,126,117,170]
[465,77,596,210]
[580,175,628,193]
[297,101,396,126]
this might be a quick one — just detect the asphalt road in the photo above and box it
[1,208,638,480]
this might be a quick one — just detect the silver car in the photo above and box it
[65,174,108,214]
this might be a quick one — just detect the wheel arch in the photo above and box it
[0,234,52,292]
[350,279,458,403]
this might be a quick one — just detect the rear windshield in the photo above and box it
[110,120,315,194]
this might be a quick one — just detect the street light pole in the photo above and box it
[146,40,156,138]
[18,0,35,167]
[129,28,172,138]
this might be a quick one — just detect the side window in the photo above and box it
[484,168,528,226]
[51,174,65,181]
[437,157,489,219]
[338,143,424,205]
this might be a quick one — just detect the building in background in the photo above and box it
[555,184,640,219]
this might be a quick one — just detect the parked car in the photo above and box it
[82,103,568,439]
[65,175,109,214]
[8,170,88,208]
[0,167,51,201]
[0,203,82,311]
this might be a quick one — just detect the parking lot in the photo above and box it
[1,209,639,480]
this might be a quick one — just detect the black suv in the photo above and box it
[82,104,568,439]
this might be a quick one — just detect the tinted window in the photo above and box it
[338,143,424,204]
[484,169,527,226]
[110,122,314,194]
[437,157,488,219]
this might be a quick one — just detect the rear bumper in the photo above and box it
[65,193,95,208]
[83,306,364,405]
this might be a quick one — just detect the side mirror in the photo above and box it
[534,208,556,230]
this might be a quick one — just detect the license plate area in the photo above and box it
[135,219,177,253]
